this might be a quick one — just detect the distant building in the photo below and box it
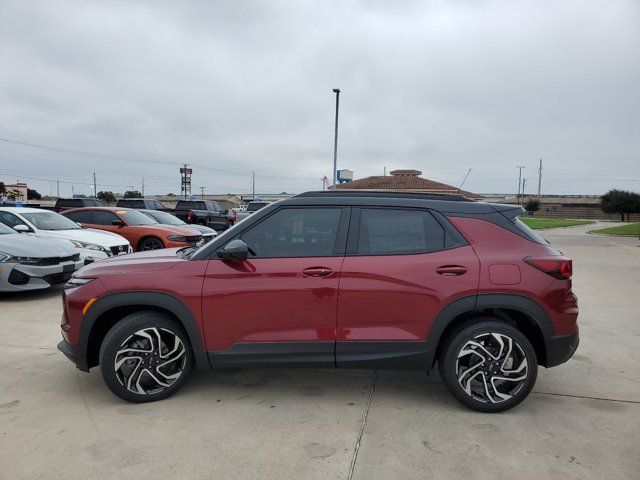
[4,182,28,201]
[335,169,482,199]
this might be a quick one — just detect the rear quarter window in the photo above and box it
[513,218,550,245]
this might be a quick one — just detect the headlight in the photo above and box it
[64,277,95,289]
[0,252,41,264]
[167,235,187,242]
[69,240,107,252]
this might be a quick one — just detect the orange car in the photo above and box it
[62,207,203,251]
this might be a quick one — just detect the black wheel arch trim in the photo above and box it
[426,293,557,368]
[77,291,210,372]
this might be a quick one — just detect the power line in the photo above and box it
[0,136,320,181]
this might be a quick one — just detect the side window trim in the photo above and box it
[215,206,350,259]
[345,206,467,257]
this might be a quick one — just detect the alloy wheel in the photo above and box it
[114,327,186,395]
[455,332,529,404]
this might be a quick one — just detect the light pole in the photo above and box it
[516,166,526,205]
[332,88,340,189]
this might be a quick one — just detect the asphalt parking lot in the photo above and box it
[1,223,639,480]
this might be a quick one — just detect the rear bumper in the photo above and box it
[544,331,580,367]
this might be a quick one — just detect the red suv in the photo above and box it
[58,192,579,412]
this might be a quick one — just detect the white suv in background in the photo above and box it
[0,207,131,264]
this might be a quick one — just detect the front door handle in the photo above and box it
[436,265,468,276]
[302,267,333,277]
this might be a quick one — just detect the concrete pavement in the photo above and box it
[1,227,638,479]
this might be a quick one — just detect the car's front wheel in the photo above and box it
[138,237,165,251]
[438,319,538,413]
[99,312,194,403]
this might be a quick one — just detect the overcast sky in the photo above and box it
[1,0,638,197]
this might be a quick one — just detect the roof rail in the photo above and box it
[295,190,475,202]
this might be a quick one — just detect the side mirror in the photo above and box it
[112,220,126,227]
[217,239,249,261]
[13,224,30,233]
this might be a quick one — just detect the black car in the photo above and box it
[115,199,169,211]
[173,200,232,231]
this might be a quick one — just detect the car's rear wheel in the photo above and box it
[99,312,194,403]
[438,319,537,413]
[138,237,164,251]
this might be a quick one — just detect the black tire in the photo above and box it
[99,311,194,403]
[438,319,538,413]
[138,237,164,251]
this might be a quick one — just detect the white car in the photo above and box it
[0,207,131,264]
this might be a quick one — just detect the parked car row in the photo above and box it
[0,205,217,292]
[38,197,236,232]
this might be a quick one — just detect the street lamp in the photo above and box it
[332,88,340,189]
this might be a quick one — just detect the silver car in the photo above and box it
[0,222,84,292]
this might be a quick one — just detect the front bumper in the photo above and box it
[0,259,83,292]
[545,331,580,367]
[57,339,89,371]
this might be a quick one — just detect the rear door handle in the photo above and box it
[436,265,467,276]
[302,267,333,277]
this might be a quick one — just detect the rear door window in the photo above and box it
[356,208,448,255]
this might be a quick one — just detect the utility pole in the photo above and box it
[384,166,387,176]
[92,172,97,198]
[522,178,527,199]
[142,177,145,197]
[180,164,192,199]
[516,166,526,205]
[252,171,255,200]
[537,158,542,196]
[332,88,340,188]
[200,186,205,199]
[56,179,60,198]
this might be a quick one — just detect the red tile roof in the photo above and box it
[335,169,482,199]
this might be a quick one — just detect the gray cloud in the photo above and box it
[0,0,638,196]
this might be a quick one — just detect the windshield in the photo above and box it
[0,222,16,234]
[117,209,159,226]
[146,210,185,225]
[22,211,81,230]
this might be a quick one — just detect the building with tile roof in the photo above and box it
[335,169,482,199]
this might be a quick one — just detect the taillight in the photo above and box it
[524,256,572,280]
[187,211,193,221]
[233,211,237,222]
